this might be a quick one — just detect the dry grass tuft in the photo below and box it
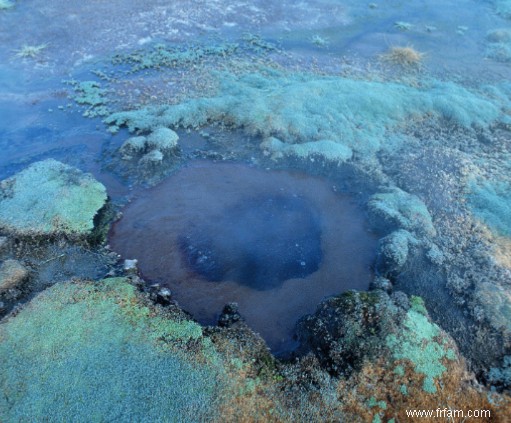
[380,46,425,67]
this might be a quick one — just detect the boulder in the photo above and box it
[0,160,107,237]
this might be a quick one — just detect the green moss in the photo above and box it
[386,310,455,394]
[0,159,107,237]
[0,278,225,421]
[410,296,427,315]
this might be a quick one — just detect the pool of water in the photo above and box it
[109,161,377,353]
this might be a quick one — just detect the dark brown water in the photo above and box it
[109,161,377,353]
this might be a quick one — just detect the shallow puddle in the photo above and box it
[109,161,377,353]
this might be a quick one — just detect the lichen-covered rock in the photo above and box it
[0,160,107,237]
[296,290,401,377]
[138,149,164,166]
[475,281,511,334]
[0,236,8,253]
[0,259,28,292]
[376,229,419,276]
[0,278,225,422]
[146,127,179,152]
[119,127,178,162]
[290,288,511,421]
[368,188,436,237]
[385,297,457,394]
[119,135,147,159]
[297,291,457,393]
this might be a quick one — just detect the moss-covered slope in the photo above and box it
[0,278,225,422]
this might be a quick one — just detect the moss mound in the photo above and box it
[105,70,506,161]
[0,160,107,237]
[0,278,225,422]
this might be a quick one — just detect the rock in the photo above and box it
[0,160,107,237]
[370,276,393,292]
[218,302,242,327]
[119,127,178,161]
[391,290,411,311]
[123,259,138,273]
[146,127,179,152]
[156,287,172,305]
[0,259,29,292]
[296,290,399,377]
[119,136,147,160]
[0,278,223,422]
[376,229,418,276]
[368,188,436,237]
[138,149,164,166]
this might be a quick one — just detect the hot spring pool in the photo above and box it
[109,161,377,352]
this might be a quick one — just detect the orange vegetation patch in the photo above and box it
[380,46,425,67]
[339,356,511,422]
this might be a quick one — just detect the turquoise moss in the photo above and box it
[489,356,511,388]
[377,229,418,275]
[400,384,408,395]
[113,43,240,72]
[0,278,224,422]
[260,137,353,163]
[488,43,511,62]
[468,179,511,237]
[72,80,110,118]
[495,0,511,19]
[105,70,505,161]
[369,188,435,236]
[0,160,107,237]
[0,0,14,10]
[146,127,179,152]
[486,30,511,62]
[367,397,387,410]
[386,309,455,394]
[394,365,405,376]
